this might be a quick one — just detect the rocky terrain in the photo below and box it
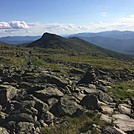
[0,64,133,134]
[0,33,134,134]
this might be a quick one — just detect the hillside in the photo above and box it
[26,32,132,60]
[0,33,133,134]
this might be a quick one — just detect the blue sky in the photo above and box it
[0,0,134,36]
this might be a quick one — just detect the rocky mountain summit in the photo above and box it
[0,64,134,134]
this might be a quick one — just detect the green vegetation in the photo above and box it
[41,112,109,134]
[108,80,134,100]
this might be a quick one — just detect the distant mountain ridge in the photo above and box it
[73,30,134,39]
[71,30,134,55]
[0,36,41,45]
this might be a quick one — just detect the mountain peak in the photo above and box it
[42,32,60,39]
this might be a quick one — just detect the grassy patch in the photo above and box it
[41,112,108,134]
[108,80,134,100]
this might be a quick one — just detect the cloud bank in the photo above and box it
[1,15,134,37]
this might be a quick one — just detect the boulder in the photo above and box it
[7,113,34,123]
[35,86,64,99]
[112,114,134,132]
[98,91,113,104]
[101,105,113,114]
[32,96,49,113]
[47,98,58,108]
[41,111,54,125]
[77,86,97,94]
[80,94,100,110]
[118,104,131,115]
[101,114,112,124]
[42,74,68,88]
[0,85,18,105]
[16,122,35,134]
[0,127,9,134]
[59,95,83,116]
[51,95,82,116]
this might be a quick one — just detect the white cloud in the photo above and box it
[0,21,29,29]
[0,22,10,29]
[9,21,29,29]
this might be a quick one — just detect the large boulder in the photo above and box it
[34,86,64,99]
[118,104,131,115]
[80,94,100,110]
[0,85,18,106]
[112,114,134,132]
[7,113,34,123]
[42,74,68,88]
[50,95,83,116]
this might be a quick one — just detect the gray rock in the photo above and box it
[0,112,7,125]
[59,95,83,116]
[0,85,18,105]
[77,86,97,94]
[33,96,49,113]
[42,74,68,88]
[80,94,100,110]
[118,104,131,115]
[98,91,113,104]
[47,98,58,108]
[98,79,111,86]
[101,114,112,124]
[101,105,113,114]
[41,111,54,125]
[7,113,34,122]
[16,122,35,134]
[102,126,125,134]
[0,127,9,134]
[112,114,134,132]
[35,86,64,99]
[51,95,83,116]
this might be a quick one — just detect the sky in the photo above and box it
[0,0,134,37]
